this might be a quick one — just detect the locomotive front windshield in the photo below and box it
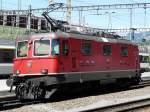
[34,39,50,56]
[17,41,28,57]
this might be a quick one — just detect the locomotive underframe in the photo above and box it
[9,70,140,100]
[12,69,140,85]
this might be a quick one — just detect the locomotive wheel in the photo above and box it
[31,85,46,100]
[15,82,58,100]
[15,83,28,100]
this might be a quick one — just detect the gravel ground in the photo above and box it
[2,86,150,112]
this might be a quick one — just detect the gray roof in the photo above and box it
[18,31,137,45]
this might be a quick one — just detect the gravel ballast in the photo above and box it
[2,86,150,112]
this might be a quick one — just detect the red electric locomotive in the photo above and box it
[7,3,141,100]
[8,31,140,100]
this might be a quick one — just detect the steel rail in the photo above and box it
[84,97,150,112]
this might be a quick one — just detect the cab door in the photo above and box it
[61,39,78,72]
[60,39,71,72]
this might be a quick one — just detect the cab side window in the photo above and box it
[62,40,69,56]
[51,39,60,55]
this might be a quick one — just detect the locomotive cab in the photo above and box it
[14,35,62,77]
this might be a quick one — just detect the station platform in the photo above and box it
[0,79,15,92]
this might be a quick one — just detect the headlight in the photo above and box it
[41,69,48,74]
[16,70,20,75]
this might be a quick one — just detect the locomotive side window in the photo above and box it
[103,45,111,56]
[51,39,60,55]
[17,41,28,57]
[62,40,69,56]
[120,46,128,56]
[81,42,91,55]
[34,39,50,56]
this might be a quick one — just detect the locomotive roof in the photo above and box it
[18,31,136,45]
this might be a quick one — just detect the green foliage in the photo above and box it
[0,26,48,39]
[0,26,27,39]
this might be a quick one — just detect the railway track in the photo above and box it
[0,100,42,111]
[0,95,42,111]
[131,80,150,88]
[0,91,17,111]
[1,80,150,111]
[84,96,150,112]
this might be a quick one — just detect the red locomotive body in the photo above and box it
[9,31,140,100]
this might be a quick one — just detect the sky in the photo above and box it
[1,0,150,29]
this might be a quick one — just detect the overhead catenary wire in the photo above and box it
[1,1,150,35]
[1,2,150,15]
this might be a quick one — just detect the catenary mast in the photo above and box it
[66,0,71,23]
